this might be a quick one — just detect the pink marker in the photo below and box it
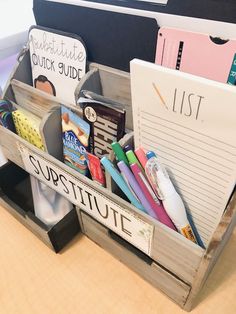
[130,163,177,231]
[135,147,148,169]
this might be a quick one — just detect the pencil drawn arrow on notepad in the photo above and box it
[152,83,168,110]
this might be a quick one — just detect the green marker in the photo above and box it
[126,149,142,169]
[111,142,129,166]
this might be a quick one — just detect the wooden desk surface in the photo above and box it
[0,204,235,314]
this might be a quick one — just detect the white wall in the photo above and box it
[0,0,35,164]
[0,0,35,89]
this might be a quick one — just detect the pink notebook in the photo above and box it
[155,27,236,84]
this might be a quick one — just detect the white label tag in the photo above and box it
[19,144,154,255]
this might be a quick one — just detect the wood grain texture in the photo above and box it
[0,126,204,285]
[40,106,63,160]
[152,225,203,285]
[74,67,102,102]
[90,63,131,105]
[108,131,204,285]
[11,79,68,117]
[81,211,191,307]
[183,191,236,311]
[86,63,133,130]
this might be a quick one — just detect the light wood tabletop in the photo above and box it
[0,204,235,314]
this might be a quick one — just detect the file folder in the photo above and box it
[155,27,236,83]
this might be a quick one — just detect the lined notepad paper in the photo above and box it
[131,59,236,247]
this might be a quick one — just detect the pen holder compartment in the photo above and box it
[75,61,203,285]
[75,62,133,130]
[78,194,236,310]
[0,128,81,252]
[11,100,63,160]
[104,132,134,198]
[0,50,82,252]
[74,62,133,195]
[73,59,236,310]
[8,78,85,162]
[0,88,206,293]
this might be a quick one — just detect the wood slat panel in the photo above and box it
[81,211,191,308]
[183,192,236,311]
[152,225,204,284]
[89,63,133,130]
[11,79,63,117]
[0,126,204,284]
[90,63,131,105]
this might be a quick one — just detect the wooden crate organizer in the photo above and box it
[75,60,236,310]
[0,50,81,252]
[0,49,235,310]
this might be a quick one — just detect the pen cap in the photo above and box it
[123,144,133,153]
[111,142,129,166]
[126,150,140,166]
[135,147,147,169]
[146,151,169,178]
[146,151,156,160]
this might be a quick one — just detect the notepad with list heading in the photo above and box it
[130,59,236,247]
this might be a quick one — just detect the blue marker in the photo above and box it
[101,157,145,212]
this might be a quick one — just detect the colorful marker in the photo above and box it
[111,142,129,166]
[131,163,176,230]
[135,147,148,169]
[100,157,145,212]
[117,161,157,219]
[126,149,143,170]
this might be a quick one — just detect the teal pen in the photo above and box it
[111,142,129,166]
[100,157,146,212]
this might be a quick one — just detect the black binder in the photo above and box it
[33,0,159,72]
[85,0,236,23]
[33,0,236,72]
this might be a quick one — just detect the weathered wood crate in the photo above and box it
[0,49,235,310]
[0,51,81,252]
